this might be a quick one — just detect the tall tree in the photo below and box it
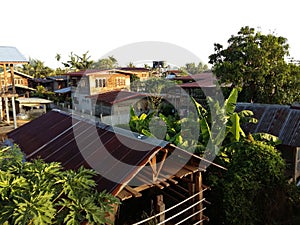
[209,26,300,104]
[180,62,209,75]
[91,55,118,69]
[58,51,94,71]
[18,58,54,78]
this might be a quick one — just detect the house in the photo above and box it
[0,70,34,96]
[46,75,68,91]
[16,97,53,118]
[66,69,131,115]
[28,78,53,91]
[0,46,28,128]
[116,67,150,81]
[88,90,149,124]
[236,103,300,183]
[7,109,224,224]
[173,71,230,105]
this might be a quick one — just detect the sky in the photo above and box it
[2,0,300,69]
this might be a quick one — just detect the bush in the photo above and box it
[0,145,120,225]
[207,139,300,225]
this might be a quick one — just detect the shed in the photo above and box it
[236,103,300,182]
[7,110,224,224]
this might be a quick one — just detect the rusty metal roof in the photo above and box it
[173,72,215,82]
[236,103,300,147]
[65,69,111,77]
[117,67,150,72]
[0,46,28,64]
[7,110,167,195]
[88,90,148,105]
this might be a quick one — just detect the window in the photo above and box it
[95,78,106,88]
[115,77,125,86]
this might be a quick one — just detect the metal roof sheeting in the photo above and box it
[7,110,165,195]
[236,103,300,147]
[0,46,28,63]
[88,90,148,105]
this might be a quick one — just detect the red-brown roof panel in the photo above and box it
[7,110,165,195]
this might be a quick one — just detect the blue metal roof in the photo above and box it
[0,46,28,63]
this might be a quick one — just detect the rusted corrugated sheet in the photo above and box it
[7,110,165,195]
[236,103,300,147]
[88,90,148,105]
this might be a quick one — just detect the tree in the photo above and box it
[18,58,54,78]
[0,145,119,225]
[58,51,94,71]
[208,26,300,104]
[91,56,118,69]
[212,138,300,225]
[180,62,209,75]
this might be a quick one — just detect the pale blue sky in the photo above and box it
[2,0,299,68]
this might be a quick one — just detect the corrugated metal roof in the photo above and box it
[88,90,148,105]
[173,72,215,82]
[0,46,28,64]
[0,70,33,79]
[7,110,166,195]
[66,69,111,77]
[236,103,300,147]
[117,67,150,72]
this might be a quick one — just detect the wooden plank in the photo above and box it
[117,189,132,201]
[158,180,170,187]
[124,185,142,198]
[184,164,199,173]
[175,167,193,179]
[167,177,178,185]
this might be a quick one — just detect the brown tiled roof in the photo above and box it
[236,103,300,147]
[88,90,148,105]
[7,110,166,195]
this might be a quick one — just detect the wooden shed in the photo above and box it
[236,103,300,183]
[7,109,224,224]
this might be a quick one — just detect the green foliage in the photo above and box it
[209,26,300,104]
[180,62,209,74]
[58,51,94,71]
[91,56,118,69]
[0,145,120,225]
[219,139,299,225]
[17,58,54,78]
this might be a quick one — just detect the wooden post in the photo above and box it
[12,96,17,128]
[0,97,3,121]
[156,195,165,224]
[4,97,10,124]
[3,64,8,92]
[195,171,203,224]
[10,64,16,94]
[189,182,196,216]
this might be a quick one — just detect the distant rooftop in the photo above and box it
[236,103,300,147]
[0,46,28,64]
[88,90,148,105]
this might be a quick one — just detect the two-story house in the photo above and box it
[115,67,150,81]
[0,70,35,96]
[66,69,130,114]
